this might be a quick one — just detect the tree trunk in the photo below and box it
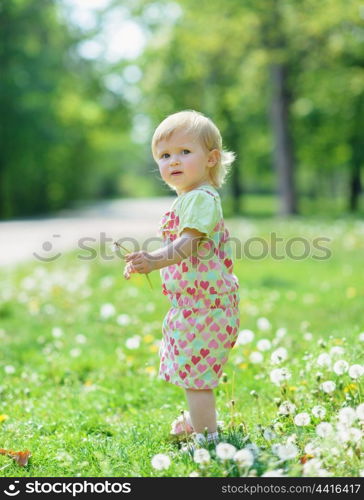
[231,153,242,215]
[349,162,361,212]
[228,120,243,215]
[348,93,363,212]
[269,62,297,215]
[220,109,243,214]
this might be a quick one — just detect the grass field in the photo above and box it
[0,216,363,477]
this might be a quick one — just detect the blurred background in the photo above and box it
[1,0,364,221]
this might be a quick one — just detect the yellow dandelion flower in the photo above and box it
[143,334,155,344]
[333,338,343,345]
[346,287,356,299]
[344,383,357,393]
[52,285,63,296]
[145,366,156,376]
[0,415,9,423]
[149,345,159,353]
[289,386,298,391]
[239,363,248,370]
[84,380,93,387]
[28,300,39,314]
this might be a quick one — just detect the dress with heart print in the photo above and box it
[157,184,240,389]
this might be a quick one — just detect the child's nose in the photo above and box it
[170,154,180,165]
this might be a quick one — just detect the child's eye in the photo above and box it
[182,149,190,154]
[161,153,170,159]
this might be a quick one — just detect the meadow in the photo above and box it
[0,216,363,477]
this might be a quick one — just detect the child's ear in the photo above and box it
[208,149,220,167]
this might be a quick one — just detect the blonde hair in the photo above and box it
[151,109,236,188]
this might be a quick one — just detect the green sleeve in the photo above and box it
[177,190,220,237]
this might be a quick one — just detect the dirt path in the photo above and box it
[0,197,173,268]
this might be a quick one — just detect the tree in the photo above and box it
[131,0,364,215]
[0,0,132,218]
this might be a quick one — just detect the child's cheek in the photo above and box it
[160,165,167,177]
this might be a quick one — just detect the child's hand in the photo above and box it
[125,250,155,274]
[123,261,137,280]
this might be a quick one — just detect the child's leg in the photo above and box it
[185,388,217,434]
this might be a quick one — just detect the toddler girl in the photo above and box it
[123,110,240,448]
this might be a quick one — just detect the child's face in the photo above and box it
[154,129,219,195]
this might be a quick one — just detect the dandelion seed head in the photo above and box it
[257,339,271,351]
[70,348,81,358]
[233,448,254,467]
[236,329,254,345]
[216,442,236,460]
[303,458,324,476]
[330,346,345,357]
[263,428,276,441]
[275,327,287,338]
[257,317,271,331]
[271,347,288,364]
[276,443,298,460]
[100,276,114,289]
[356,403,364,420]
[317,353,331,368]
[52,327,63,338]
[125,336,140,349]
[270,368,291,385]
[193,448,210,465]
[75,334,87,344]
[320,381,336,393]
[286,433,297,445]
[278,401,296,415]
[347,428,362,443]
[337,407,357,426]
[151,453,171,470]
[304,442,320,455]
[294,413,311,426]
[262,469,286,477]
[333,359,349,375]
[312,406,326,419]
[249,351,263,364]
[245,443,260,458]
[316,422,333,438]
[348,364,364,379]
[117,314,131,326]
[336,428,350,443]
[100,303,115,319]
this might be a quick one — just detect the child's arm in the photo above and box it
[123,228,204,278]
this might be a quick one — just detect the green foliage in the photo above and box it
[0,0,133,218]
[1,0,363,217]
[133,0,364,205]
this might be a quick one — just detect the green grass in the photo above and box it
[223,193,364,218]
[0,216,363,477]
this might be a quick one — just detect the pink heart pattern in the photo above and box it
[159,305,240,389]
[157,185,240,389]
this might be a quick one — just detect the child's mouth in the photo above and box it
[171,171,183,176]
